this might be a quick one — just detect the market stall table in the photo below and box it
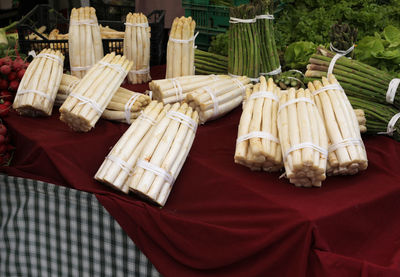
[2,65,400,277]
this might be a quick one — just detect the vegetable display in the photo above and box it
[166,16,196,78]
[277,87,328,187]
[124,12,151,84]
[194,49,228,75]
[68,7,104,78]
[59,52,132,132]
[13,49,64,117]
[235,76,282,171]
[308,75,368,176]
[185,76,251,123]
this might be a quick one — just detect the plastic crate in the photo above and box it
[17,5,166,69]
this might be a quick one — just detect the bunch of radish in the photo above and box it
[0,121,13,165]
[0,55,29,116]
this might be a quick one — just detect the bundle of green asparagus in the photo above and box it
[308,75,368,176]
[13,49,64,117]
[69,7,104,78]
[329,22,357,58]
[56,74,151,124]
[253,0,281,77]
[166,16,196,78]
[149,74,229,104]
[185,76,252,123]
[277,88,328,187]
[305,47,400,109]
[60,52,132,132]
[124,12,151,84]
[235,76,282,171]
[228,4,260,80]
[194,49,228,75]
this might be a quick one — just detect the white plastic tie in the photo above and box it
[17,89,53,102]
[70,19,97,26]
[124,22,149,28]
[232,78,246,96]
[312,84,344,96]
[146,90,153,100]
[169,32,199,44]
[249,76,260,82]
[166,111,197,132]
[264,65,282,76]
[98,61,127,76]
[228,73,241,78]
[249,90,278,102]
[328,138,364,153]
[288,69,305,77]
[138,112,156,125]
[106,155,133,176]
[130,67,150,74]
[171,78,184,102]
[286,76,305,87]
[203,86,219,118]
[386,78,400,104]
[136,160,174,185]
[284,142,328,162]
[236,131,279,144]
[278,97,315,114]
[255,14,274,20]
[28,50,36,58]
[378,112,400,136]
[69,93,103,115]
[124,94,141,124]
[229,17,256,24]
[330,43,355,55]
[327,45,354,75]
[36,53,63,66]
[70,65,93,71]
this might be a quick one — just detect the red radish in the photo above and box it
[0,103,10,116]
[17,68,26,80]
[0,135,4,144]
[8,80,19,92]
[0,79,8,90]
[0,57,11,66]
[0,124,6,136]
[12,57,25,71]
[0,91,13,101]
[8,71,17,81]
[0,65,11,75]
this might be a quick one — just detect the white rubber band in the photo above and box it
[98,61,127,76]
[249,90,278,102]
[262,65,282,76]
[229,17,256,24]
[137,112,156,125]
[130,67,150,74]
[237,131,279,144]
[70,19,97,26]
[312,84,344,96]
[169,32,199,44]
[171,78,184,102]
[286,76,305,87]
[17,89,53,102]
[386,78,400,104]
[378,112,400,136]
[124,94,141,124]
[203,86,219,118]
[284,142,328,162]
[124,22,149,28]
[327,45,354,75]
[255,14,274,20]
[166,111,197,132]
[106,155,133,176]
[278,97,315,114]
[232,78,246,96]
[249,76,261,82]
[145,90,153,100]
[136,160,174,185]
[36,53,63,66]
[329,43,355,55]
[69,93,103,115]
[70,65,93,71]
[228,73,241,78]
[328,138,364,153]
[288,69,305,77]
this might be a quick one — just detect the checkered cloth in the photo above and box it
[0,174,161,277]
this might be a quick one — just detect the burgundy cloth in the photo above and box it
[2,65,400,276]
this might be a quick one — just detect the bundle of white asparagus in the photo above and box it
[166,16,196,78]
[149,74,228,104]
[13,49,64,117]
[123,12,152,84]
[235,77,282,172]
[185,76,252,123]
[60,53,132,132]
[277,88,328,187]
[96,102,199,206]
[69,7,103,78]
[56,74,151,124]
[355,109,367,133]
[308,75,368,176]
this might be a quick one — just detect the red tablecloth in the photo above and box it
[2,66,400,277]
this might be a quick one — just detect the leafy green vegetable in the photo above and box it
[284,41,316,70]
[208,32,229,56]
